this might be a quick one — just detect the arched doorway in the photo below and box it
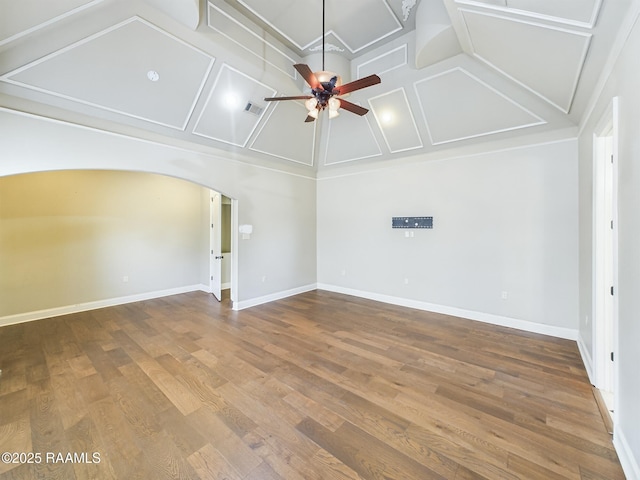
[0,170,236,324]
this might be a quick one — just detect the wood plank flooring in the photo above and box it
[0,290,624,479]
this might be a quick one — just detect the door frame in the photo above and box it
[209,192,238,305]
[592,96,619,419]
[209,191,222,301]
[230,197,238,307]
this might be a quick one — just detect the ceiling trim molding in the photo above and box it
[306,30,345,52]
[459,8,592,113]
[0,107,318,181]
[414,67,547,146]
[207,2,297,79]
[192,63,276,147]
[0,0,105,47]
[236,0,402,54]
[327,22,403,54]
[1,16,143,80]
[236,0,315,52]
[402,0,418,22]
[308,43,345,53]
[322,114,382,166]
[368,87,423,154]
[248,101,316,166]
[316,135,578,181]
[578,0,640,136]
[0,16,215,131]
[454,0,602,29]
[356,44,408,79]
[363,0,404,51]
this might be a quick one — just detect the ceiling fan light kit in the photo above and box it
[263,0,381,122]
[314,71,342,88]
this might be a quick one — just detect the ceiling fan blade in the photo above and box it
[338,99,369,116]
[294,64,321,90]
[336,74,381,95]
[264,95,313,101]
[304,114,317,123]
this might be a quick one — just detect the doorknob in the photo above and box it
[215,255,224,259]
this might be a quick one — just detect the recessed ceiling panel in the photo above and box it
[0,0,102,45]
[250,101,316,166]
[237,0,322,50]
[456,0,601,26]
[368,88,422,154]
[461,10,591,112]
[193,64,275,147]
[357,44,407,78]
[323,108,381,165]
[236,0,402,53]
[207,2,297,79]
[2,17,214,129]
[325,1,402,53]
[143,0,200,30]
[415,67,545,145]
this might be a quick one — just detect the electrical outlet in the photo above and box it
[501,291,508,300]
[341,269,346,276]
[123,276,129,283]
[262,275,267,283]
[404,278,409,285]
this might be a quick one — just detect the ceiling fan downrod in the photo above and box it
[262,0,381,122]
[322,0,325,71]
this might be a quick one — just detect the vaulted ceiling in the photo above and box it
[0,0,633,174]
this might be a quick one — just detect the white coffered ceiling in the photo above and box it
[0,0,634,173]
[5,17,214,129]
[234,0,403,54]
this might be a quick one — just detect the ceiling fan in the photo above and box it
[263,0,381,122]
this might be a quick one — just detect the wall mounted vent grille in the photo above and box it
[245,102,264,116]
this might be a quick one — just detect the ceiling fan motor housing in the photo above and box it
[311,71,340,109]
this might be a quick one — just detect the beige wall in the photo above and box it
[0,109,318,310]
[222,200,231,252]
[0,170,210,317]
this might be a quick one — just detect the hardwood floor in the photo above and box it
[0,290,624,479]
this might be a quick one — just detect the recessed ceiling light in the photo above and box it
[147,70,160,82]
[223,92,241,110]
[380,111,394,125]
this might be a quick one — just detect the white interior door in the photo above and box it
[210,191,222,301]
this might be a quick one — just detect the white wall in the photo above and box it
[577,5,640,477]
[318,139,579,337]
[0,170,210,318]
[0,109,317,312]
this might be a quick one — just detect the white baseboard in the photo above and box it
[615,426,640,480]
[233,283,317,311]
[577,333,595,384]
[317,283,578,340]
[0,284,210,328]
[3,281,579,341]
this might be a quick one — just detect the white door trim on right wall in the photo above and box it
[592,96,619,424]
